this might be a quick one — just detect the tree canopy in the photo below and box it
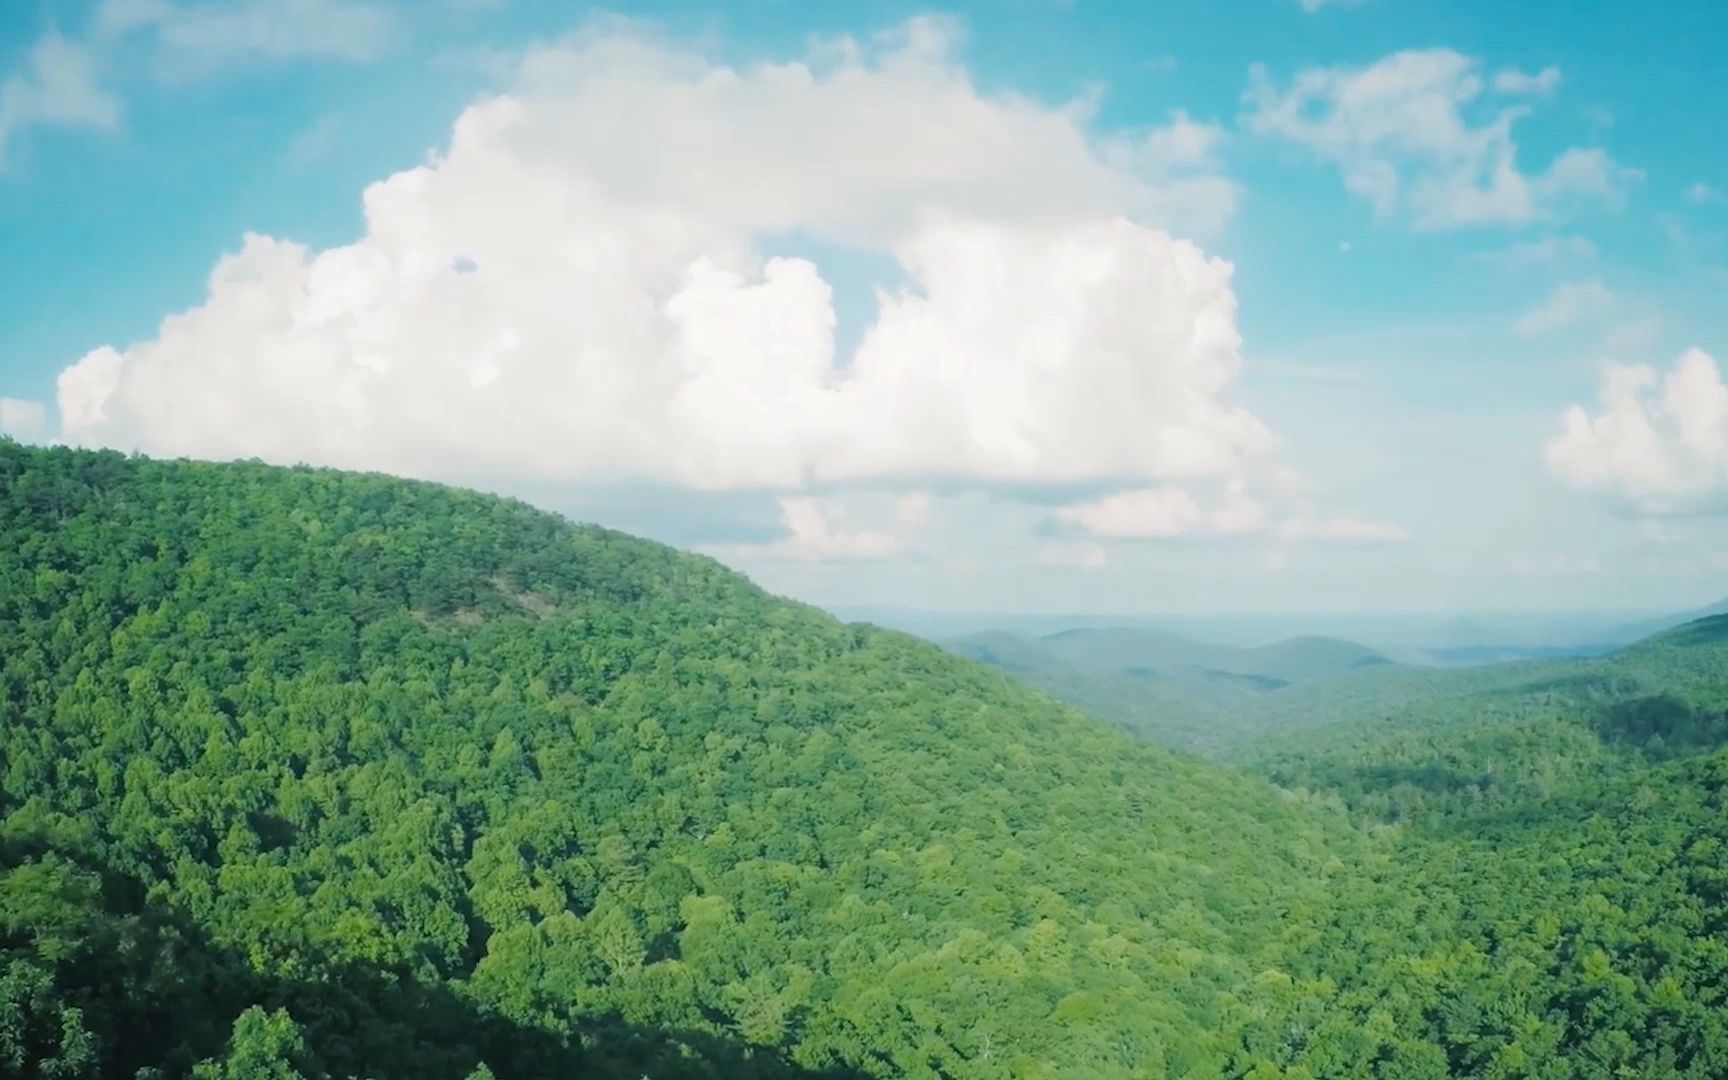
[5,440,1728,1078]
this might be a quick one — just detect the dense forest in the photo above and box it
[5,441,1728,1078]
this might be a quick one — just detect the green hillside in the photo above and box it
[1251,614,1728,802]
[0,442,1353,1079]
[1234,622,1728,1078]
[9,441,1728,1079]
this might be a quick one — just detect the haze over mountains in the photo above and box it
[838,601,1727,667]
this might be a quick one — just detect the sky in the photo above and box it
[1,0,1725,617]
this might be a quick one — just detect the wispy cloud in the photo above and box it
[0,33,120,166]
[1471,234,1597,269]
[97,0,399,76]
[1244,49,1639,229]
[1514,281,1613,337]
[1492,65,1561,95]
[1,0,395,163]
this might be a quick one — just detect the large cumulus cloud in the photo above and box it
[1547,349,1728,515]
[38,17,1393,549]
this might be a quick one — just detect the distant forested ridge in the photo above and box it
[943,627,1399,756]
[6,440,1728,1078]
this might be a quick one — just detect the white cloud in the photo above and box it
[1473,233,1596,268]
[1685,182,1725,205]
[96,0,397,72]
[1493,65,1560,95]
[1513,280,1613,337]
[1136,110,1222,170]
[1602,318,1663,358]
[0,398,48,441]
[716,496,903,562]
[1243,49,1639,228]
[0,33,119,165]
[1053,484,1406,543]
[52,19,1276,509]
[1056,485,1257,539]
[1540,147,1637,200]
[1115,110,1240,233]
[1547,348,1728,514]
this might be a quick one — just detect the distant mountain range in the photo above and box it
[846,594,1728,670]
[942,625,1399,755]
[1424,596,1728,665]
[1030,627,1394,686]
[941,599,1728,757]
[1606,596,1728,646]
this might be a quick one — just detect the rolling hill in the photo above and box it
[0,442,1354,1079]
[946,626,1396,755]
[1230,635,1394,682]
[9,441,1728,1078]
[1031,627,1391,684]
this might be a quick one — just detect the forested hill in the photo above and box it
[13,442,1728,1079]
[0,442,1354,1078]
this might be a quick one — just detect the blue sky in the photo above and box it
[2,0,1725,616]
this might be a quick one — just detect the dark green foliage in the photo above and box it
[0,442,1351,1078]
[8,439,1728,1079]
[1227,617,1728,1077]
